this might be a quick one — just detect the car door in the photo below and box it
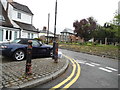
[31,40,40,57]
[31,40,46,57]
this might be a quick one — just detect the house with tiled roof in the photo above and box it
[0,0,39,42]
[59,28,74,42]
[59,28,84,43]
[39,29,56,43]
[0,1,20,42]
[39,30,54,37]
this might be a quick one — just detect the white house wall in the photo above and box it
[33,33,38,38]
[8,3,13,19]
[39,33,54,37]
[1,4,20,29]
[21,31,28,38]
[1,0,7,10]
[21,30,38,39]
[11,8,32,24]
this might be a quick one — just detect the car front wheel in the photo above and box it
[13,50,25,61]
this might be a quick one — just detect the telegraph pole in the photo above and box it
[53,0,58,63]
[54,0,57,41]
[47,13,50,44]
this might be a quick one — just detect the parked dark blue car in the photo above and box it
[0,38,53,61]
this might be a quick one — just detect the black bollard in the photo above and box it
[25,40,32,75]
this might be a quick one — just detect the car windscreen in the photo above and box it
[11,39,21,43]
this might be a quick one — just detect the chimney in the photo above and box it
[7,0,13,3]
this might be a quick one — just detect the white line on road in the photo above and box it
[90,62,100,66]
[99,67,112,72]
[85,63,95,67]
[46,58,52,60]
[76,60,86,64]
[105,67,118,72]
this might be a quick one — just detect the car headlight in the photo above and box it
[0,45,8,49]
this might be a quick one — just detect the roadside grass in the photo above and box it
[57,42,119,60]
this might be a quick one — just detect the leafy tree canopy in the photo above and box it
[73,17,97,41]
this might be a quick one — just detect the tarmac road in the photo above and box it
[61,49,119,88]
[34,49,119,89]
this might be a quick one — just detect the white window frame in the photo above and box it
[6,30,12,40]
[0,29,3,41]
[17,12,21,19]
[14,31,17,39]
[31,33,34,39]
[28,33,30,38]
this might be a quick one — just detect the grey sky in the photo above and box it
[14,0,119,34]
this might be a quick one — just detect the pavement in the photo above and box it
[0,56,69,89]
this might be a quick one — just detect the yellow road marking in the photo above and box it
[63,58,81,88]
[50,55,76,89]
[50,55,81,90]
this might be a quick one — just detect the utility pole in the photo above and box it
[53,0,58,63]
[54,0,57,41]
[47,13,50,44]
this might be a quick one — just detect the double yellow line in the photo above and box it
[50,54,81,89]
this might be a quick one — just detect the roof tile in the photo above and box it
[0,1,13,27]
[10,2,33,15]
[13,20,38,32]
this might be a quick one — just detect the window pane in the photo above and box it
[0,29,3,41]
[28,33,30,38]
[6,30,8,39]
[17,12,21,19]
[9,31,12,40]
[32,40,39,46]
[14,31,17,39]
[31,33,33,38]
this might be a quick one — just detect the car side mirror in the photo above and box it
[40,43,42,46]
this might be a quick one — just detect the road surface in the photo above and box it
[34,49,119,89]
[1,49,119,89]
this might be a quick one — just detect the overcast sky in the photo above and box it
[14,0,119,34]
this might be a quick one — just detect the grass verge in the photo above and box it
[58,43,119,60]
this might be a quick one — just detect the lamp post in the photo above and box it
[53,0,58,63]
[47,13,50,44]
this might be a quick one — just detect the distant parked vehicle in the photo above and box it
[0,38,53,61]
